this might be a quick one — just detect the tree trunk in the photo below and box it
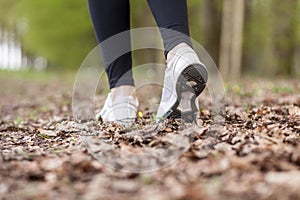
[270,0,300,76]
[292,0,300,77]
[219,0,245,80]
[203,0,222,64]
[293,47,300,76]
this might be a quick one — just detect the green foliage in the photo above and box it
[188,0,204,43]
[0,0,299,75]
[243,0,300,76]
[13,0,96,69]
[293,0,300,46]
[243,0,273,75]
[0,0,19,28]
[272,86,295,94]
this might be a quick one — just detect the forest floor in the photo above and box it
[0,71,299,200]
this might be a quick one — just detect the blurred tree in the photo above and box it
[13,0,96,69]
[242,0,273,76]
[188,0,204,44]
[292,0,300,76]
[201,0,222,64]
[0,0,19,28]
[0,0,25,69]
[219,0,245,79]
[270,0,297,76]
[243,0,300,77]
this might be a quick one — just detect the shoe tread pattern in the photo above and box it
[169,64,207,122]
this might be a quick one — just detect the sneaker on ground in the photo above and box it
[96,93,138,126]
[156,46,208,122]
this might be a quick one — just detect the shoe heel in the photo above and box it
[181,64,207,96]
[107,104,137,123]
[169,64,207,122]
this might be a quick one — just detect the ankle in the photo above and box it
[166,43,191,63]
[111,85,136,101]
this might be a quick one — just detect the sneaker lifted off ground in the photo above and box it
[156,46,208,123]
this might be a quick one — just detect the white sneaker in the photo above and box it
[96,93,139,126]
[156,46,208,122]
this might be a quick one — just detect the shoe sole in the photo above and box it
[168,64,208,122]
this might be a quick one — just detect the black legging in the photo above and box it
[88,0,192,89]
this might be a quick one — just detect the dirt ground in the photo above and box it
[0,72,299,200]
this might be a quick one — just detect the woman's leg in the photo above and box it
[88,0,134,89]
[146,0,192,61]
[88,0,137,125]
[147,0,208,122]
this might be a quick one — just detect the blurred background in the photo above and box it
[0,0,299,80]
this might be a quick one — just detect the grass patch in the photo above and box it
[0,69,76,84]
[272,86,295,94]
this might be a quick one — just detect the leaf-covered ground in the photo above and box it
[0,73,299,200]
